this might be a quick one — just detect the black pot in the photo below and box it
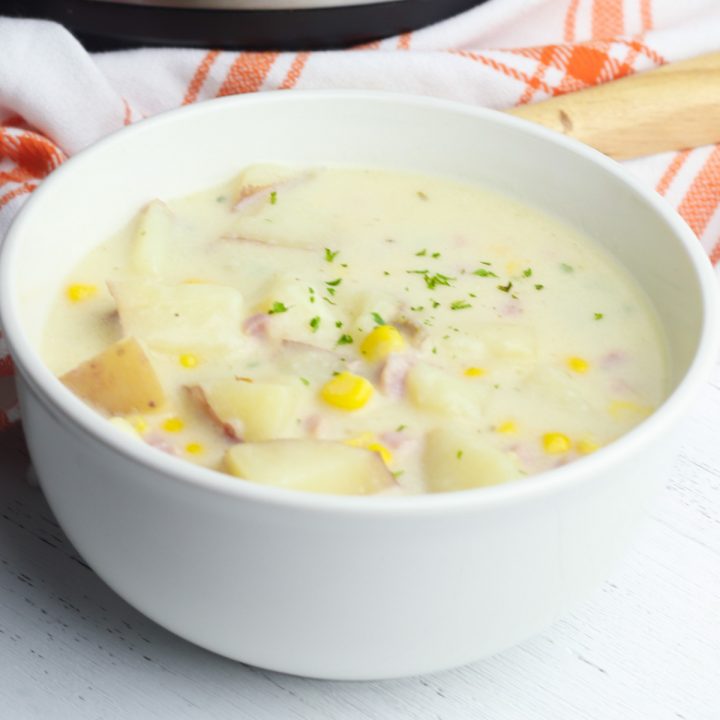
[4,0,485,51]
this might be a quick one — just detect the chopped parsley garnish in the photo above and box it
[268,301,288,314]
[337,334,353,346]
[416,249,427,257]
[410,305,424,312]
[522,268,533,277]
[392,470,405,478]
[456,450,463,460]
[431,299,441,309]
[308,286,315,294]
[335,320,343,328]
[371,312,386,326]
[309,316,321,332]
[340,263,348,268]
[424,272,454,290]
[327,287,336,296]
[417,191,429,201]
[324,248,339,263]
[326,278,342,287]
[450,300,472,310]
[269,191,277,205]
[560,263,574,273]
[497,282,513,293]
[473,268,498,278]
[432,252,441,259]
[215,195,226,203]
[299,377,310,386]
[323,296,336,306]
[479,261,492,266]
[383,271,391,276]
[594,312,604,320]
[396,424,407,432]
[432,346,438,354]
[535,284,544,291]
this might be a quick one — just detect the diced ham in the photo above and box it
[243,313,270,338]
[379,431,412,450]
[601,350,627,369]
[144,432,178,456]
[379,353,413,399]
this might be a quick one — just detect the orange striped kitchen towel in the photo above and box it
[1,0,719,429]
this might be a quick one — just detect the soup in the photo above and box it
[44,165,667,495]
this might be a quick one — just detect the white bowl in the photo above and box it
[1,92,717,680]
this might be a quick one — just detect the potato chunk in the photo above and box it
[225,439,393,495]
[131,200,172,276]
[110,280,244,354]
[406,363,486,418]
[423,426,519,493]
[188,379,305,441]
[60,337,164,415]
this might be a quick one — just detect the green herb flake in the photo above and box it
[335,320,343,328]
[327,287,336,297]
[299,377,310,387]
[309,316,321,332]
[432,252,441,259]
[326,278,342,287]
[392,470,405,478]
[340,263,348,268]
[371,312,386,326]
[396,424,407,432]
[215,195,226,203]
[383,271,391,276]
[268,301,288,315]
[410,305,424,312]
[473,268,498,278]
[479,261,492,266]
[423,272,455,290]
[535,284,544,291]
[417,191,429,201]
[337,334,353,346]
[594,312,604,320]
[560,263,574,273]
[324,248,339,263]
[416,249,427,257]
[522,268,533,278]
[431,299,441,309]
[323,296,336,306]
[450,300,472,310]
[269,191,278,205]
[456,450,463,460]
[497,282,513,293]
[432,346,438,355]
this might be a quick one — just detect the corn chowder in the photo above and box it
[45,165,667,495]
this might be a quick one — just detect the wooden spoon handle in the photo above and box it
[507,52,720,159]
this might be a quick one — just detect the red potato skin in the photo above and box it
[184,385,243,441]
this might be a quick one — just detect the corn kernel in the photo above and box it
[567,356,590,374]
[497,420,517,435]
[162,417,185,433]
[464,367,486,377]
[66,283,97,303]
[543,432,571,454]
[320,371,374,411]
[179,353,199,369]
[577,437,600,454]
[608,399,652,420]
[185,442,204,455]
[360,325,405,362]
[129,416,148,434]
[345,433,393,465]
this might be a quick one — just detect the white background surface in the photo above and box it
[0,362,718,719]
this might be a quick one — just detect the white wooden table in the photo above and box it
[1,363,719,720]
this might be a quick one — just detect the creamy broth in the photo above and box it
[44,165,667,495]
